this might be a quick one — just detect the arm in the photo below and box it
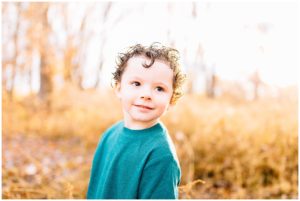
[138,155,181,199]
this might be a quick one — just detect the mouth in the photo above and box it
[134,104,154,110]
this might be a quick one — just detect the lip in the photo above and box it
[134,104,154,110]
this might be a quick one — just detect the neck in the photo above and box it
[123,119,158,130]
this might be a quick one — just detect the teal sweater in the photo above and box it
[87,121,181,199]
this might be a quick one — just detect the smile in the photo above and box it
[134,104,154,110]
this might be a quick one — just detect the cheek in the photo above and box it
[156,94,172,107]
[120,89,135,104]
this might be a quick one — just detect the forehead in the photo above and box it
[123,55,173,83]
[127,55,170,68]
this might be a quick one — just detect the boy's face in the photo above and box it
[116,55,173,129]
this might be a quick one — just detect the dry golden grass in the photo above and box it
[167,93,298,198]
[2,85,298,198]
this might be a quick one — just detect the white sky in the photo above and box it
[96,1,299,88]
[3,1,299,94]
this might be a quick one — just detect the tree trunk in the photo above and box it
[39,53,52,100]
[206,67,217,98]
[250,70,261,100]
[37,4,52,106]
[8,3,22,100]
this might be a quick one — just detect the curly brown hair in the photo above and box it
[112,42,186,104]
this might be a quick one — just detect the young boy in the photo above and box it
[87,43,186,199]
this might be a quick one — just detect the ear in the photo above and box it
[166,97,175,111]
[114,82,122,99]
[169,95,176,106]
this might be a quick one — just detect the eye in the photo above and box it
[155,86,165,92]
[131,81,140,86]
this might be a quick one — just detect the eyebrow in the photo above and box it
[129,76,171,88]
[130,76,142,80]
[154,82,169,89]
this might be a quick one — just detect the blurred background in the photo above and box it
[1,1,298,199]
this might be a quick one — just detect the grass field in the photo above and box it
[2,86,298,198]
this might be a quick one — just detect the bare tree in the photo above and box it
[21,3,53,101]
[2,3,22,100]
[38,4,53,100]
[92,2,135,89]
[56,2,97,89]
[93,2,112,88]
[206,65,217,98]
[249,69,262,100]
[188,2,220,97]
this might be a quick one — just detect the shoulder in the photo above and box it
[98,120,123,142]
[143,147,181,183]
[152,123,177,155]
[148,123,180,166]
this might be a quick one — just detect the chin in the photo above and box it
[132,117,156,123]
[130,114,158,123]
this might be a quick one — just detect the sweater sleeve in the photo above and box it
[138,155,181,199]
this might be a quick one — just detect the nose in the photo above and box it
[140,87,152,100]
[141,95,151,100]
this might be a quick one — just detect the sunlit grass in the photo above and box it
[2,86,298,198]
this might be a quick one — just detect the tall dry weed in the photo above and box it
[2,87,298,198]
